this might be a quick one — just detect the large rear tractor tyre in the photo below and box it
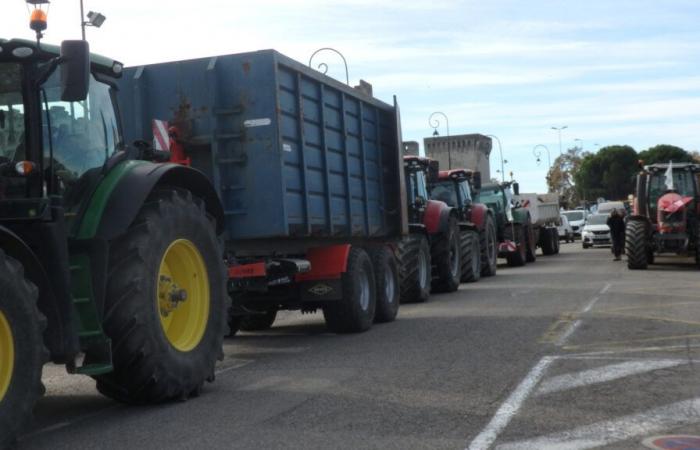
[368,246,400,323]
[505,224,527,267]
[460,229,482,283]
[626,220,649,270]
[525,220,537,263]
[397,234,431,303]
[432,217,462,293]
[0,252,46,448]
[95,189,228,403]
[239,310,278,332]
[323,247,376,333]
[480,214,498,277]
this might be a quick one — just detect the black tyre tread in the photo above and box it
[525,220,537,263]
[431,218,461,293]
[368,246,400,323]
[541,228,555,255]
[239,310,277,332]
[479,215,498,277]
[397,234,431,303]
[504,224,526,267]
[0,250,47,448]
[626,220,649,270]
[323,247,376,333]
[553,229,561,254]
[95,188,228,403]
[460,230,481,283]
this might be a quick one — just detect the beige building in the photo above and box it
[424,134,492,179]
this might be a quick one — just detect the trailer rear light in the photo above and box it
[14,161,35,176]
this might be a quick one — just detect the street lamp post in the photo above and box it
[80,0,106,40]
[574,138,584,151]
[486,134,505,182]
[551,125,567,156]
[428,112,451,169]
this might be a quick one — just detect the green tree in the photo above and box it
[547,147,586,207]
[638,144,692,165]
[573,145,637,200]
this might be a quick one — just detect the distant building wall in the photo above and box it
[403,141,419,156]
[424,134,492,179]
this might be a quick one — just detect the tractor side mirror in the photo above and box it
[512,182,520,196]
[472,171,482,191]
[60,40,90,102]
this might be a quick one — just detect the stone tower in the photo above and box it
[424,134,492,179]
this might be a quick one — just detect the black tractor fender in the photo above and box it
[96,162,225,241]
[0,225,76,363]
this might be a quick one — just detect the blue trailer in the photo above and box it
[117,49,408,333]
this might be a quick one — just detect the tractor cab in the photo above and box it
[403,156,439,223]
[0,38,124,224]
[431,169,481,210]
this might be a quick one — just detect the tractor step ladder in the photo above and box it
[68,255,113,375]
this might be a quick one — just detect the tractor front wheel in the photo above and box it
[480,215,498,277]
[460,229,482,283]
[432,217,462,293]
[626,219,649,270]
[0,251,46,448]
[397,234,431,303]
[505,224,526,267]
[95,188,228,403]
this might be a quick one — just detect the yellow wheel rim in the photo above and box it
[0,310,14,401]
[157,239,210,352]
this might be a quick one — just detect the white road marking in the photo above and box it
[215,358,254,375]
[496,397,700,450]
[536,359,686,395]
[466,356,557,450]
[600,282,612,294]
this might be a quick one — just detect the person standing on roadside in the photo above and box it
[607,208,625,260]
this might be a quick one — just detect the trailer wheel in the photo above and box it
[368,246,400,323]
[397,234,431,303]
[239,310,277,331]
[626,219,649,270]
[95,188,228,403]
[505,224,526,267]
[480,214,498,277]
[525,219,537,262]
[541,228,556,255]
[0,251,46,448]
[323,247,376,333]
[432,217,462,293]
[553,229,560,254]
[460,229,482,283]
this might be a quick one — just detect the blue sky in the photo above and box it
[3,0,699,191]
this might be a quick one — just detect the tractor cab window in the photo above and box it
[431,181,457,206]
[405,168,429,205]
[0,64,25,162]
[649,169,696,219]
[459,180,472,205]
[41,71,120,211]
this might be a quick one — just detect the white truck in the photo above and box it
[513,192,562,256]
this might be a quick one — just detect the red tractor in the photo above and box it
[430,169,498,278]
[398,157,481,302]
[626,162,700,269]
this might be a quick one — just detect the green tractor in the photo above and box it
[0,35,228,445]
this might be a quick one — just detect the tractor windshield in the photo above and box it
[0,63,26,163]
[40,69,120,213]
[431,181,458,206]
[648,169,696,220]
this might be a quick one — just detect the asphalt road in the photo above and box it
[19,243,700,449]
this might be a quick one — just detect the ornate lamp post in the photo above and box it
[533,144,551,168]
[429,112,451,168]
[308,47,349,85]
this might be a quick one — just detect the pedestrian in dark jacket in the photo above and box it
[607,209,625,260]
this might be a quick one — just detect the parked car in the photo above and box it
[562,210,587,237]
[581,214,611,248]
[558,215,574,243]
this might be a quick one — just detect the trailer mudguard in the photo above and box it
[470,204,489,230]
[75,160,225,241]
[0,224,77,363]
